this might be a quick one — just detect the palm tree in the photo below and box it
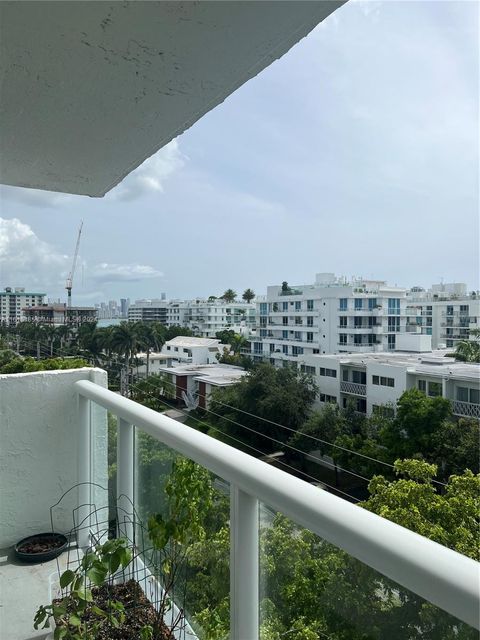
[455,329,480,363]
[55,325,71,353]
[109,322,139,395]
[221,289,237,303]
[135,322,156,377]
[242,288,255,303]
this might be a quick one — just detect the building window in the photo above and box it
[446,305,454,316]
[282,345,288,354]
[388,335,396,350]
[388,298,401,315]
[373,375,394,388]
[282,316,288,325]
[368,298,377,310]
[320,394,337,404]
[388,317,400,332]
[313,348,319,354]
[418,380,427,393]
[282,330,288,339]
[295,301,301,311]
[282,302,288,311]
[372,405,395,418]
[470,389,480,404]
[259,303,268,316]
[354,299,363,311]
[339,334,347,345]
[307,300,314,311]
[294,331,301,340]
[307,316,313,326]
[428,381,442,397]
[300,365,316,375]
[320,367,337,378]
[339,316,347,328]
[269,343,275,352]
[307,332,313,342]
[352,370,366,384]
[295,317,302,325]
[339,298,347,311]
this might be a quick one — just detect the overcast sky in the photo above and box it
[0,0,478,304]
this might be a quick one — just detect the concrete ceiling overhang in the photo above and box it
[0,1,344,197]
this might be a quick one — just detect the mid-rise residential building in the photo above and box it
[128,299,169,323]
[250,273,407,365]
[23,304,97,327]
[406,284,479,349]
[167,299,256,338]
[301,333,480,419]
[0,287,45,326]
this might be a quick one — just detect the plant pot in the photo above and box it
[14,532,68,563]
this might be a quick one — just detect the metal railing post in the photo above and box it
[230,484,259,640]
[117,417,134,543]
[78,394,91,548]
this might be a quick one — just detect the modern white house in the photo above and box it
[167,299,256,337]
[301,334,480,418]
[250,273,408,365]
[406,284,479,349]
[155,362,246,409]
[0,287,45,326]
[135,336,229,376]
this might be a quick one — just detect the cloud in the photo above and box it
[0,140,186,208]
[90,263,163,284]
[108,139,186,201]
[0,186,73,209]
[0,217,69,290]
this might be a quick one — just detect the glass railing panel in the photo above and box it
[134,429,230,640]
[259,506,477,640]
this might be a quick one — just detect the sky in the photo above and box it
[0,0,478,304]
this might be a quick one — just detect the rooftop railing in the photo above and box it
[76,380,479,639]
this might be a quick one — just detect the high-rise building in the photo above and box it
[128,299,169,323]
[406,284,479,349]
[0,287,45,326]
[250,273,408,365]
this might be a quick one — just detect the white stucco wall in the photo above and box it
[0,367,108,547]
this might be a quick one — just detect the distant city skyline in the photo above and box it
[1,1,478,302]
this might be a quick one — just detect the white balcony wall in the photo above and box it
[0,367,108,547]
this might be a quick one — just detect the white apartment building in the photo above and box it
[250,273,407,365]
[301,334,480,419]
[128,298,169,323]
[0,287,45,326]
[406,284,479,349]
[161,336,227,365]
[167,299,256,338]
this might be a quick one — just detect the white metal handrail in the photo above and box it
[75,380,479,635]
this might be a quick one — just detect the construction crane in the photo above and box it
[66,221,83,307]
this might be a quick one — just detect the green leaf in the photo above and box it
[87,564,108,586]
[77,587,93,602]
[69,614,81,627]
[59,569,76,589]
[54,626,67,640]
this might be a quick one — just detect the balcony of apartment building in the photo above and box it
[2,371,480,640]
[339,367,367,397]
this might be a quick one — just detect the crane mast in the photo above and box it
[66,221,83,307]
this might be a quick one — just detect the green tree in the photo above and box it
[363,459,480,561]
[242,288,255,303]
[220,289,236,303]
[208,363,317,454]
[455,328,480,363]
[380,388,451,460]
[109,322,139,394]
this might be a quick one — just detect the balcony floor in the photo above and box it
[0,545,72,640]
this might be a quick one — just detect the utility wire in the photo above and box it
[20,337,449,489]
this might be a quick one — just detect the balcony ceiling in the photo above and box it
[0,1,344,197]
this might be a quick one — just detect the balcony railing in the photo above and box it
[340,381,367,396]
[74,379,479,639]
[452,400,480,418]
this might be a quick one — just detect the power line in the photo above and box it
[17,336,450,489]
